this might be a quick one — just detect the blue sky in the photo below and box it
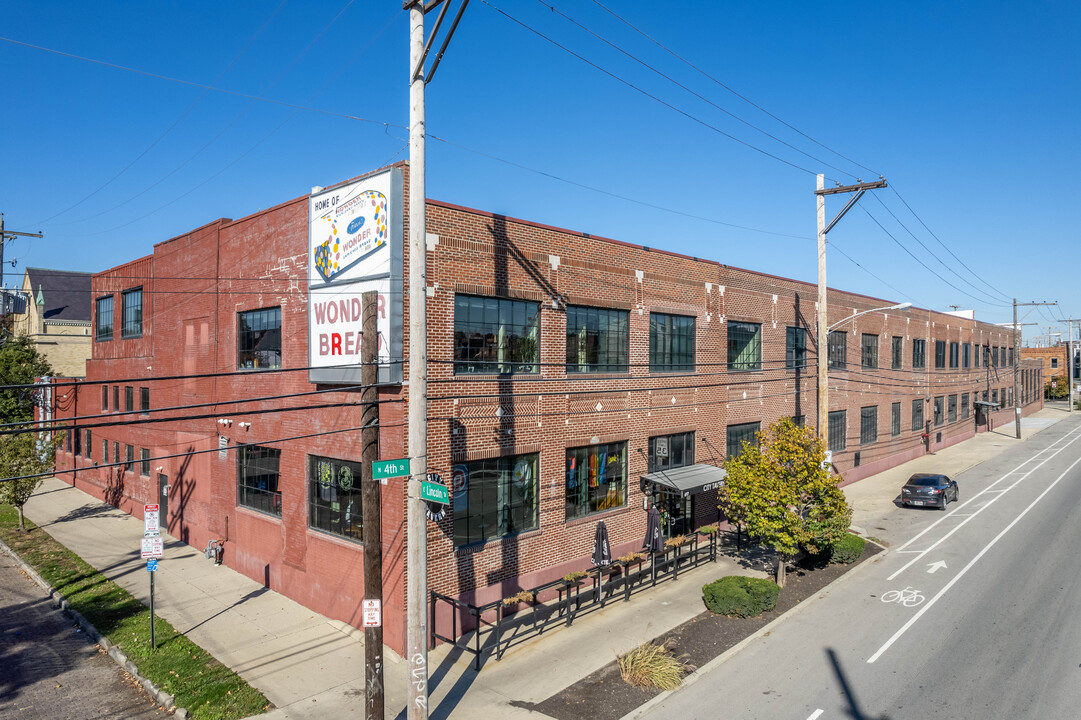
[1,1,1077,342]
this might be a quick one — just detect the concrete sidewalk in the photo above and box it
[19,404,1072,719]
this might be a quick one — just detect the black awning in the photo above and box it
[640,464,727,499]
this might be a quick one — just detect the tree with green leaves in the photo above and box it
[0,335,54,422]
[723,417,852,586]
[0,430,63,530]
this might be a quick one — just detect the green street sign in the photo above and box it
[373,458,410,480]
[420,481,449,505]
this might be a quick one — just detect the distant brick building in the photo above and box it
[12,268,93,377]
[1021,345,1070,382]
[46,162,1044,656]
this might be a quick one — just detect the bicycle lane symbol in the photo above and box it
[881,587,926,607]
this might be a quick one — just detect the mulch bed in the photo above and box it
[516,542,882,720]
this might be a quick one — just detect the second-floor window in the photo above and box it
[651,313,696,372]
[913,339,926,369]
[728,321,761,371]
[786,327,807,369]
[566,305,629,373]
[454,295,539,374]
[892,336,903,370]
[238,307,282,370]
[121,288,142,338]
[95,296,114,341]
[935,340,947,369]
[861,334,878,369]
[828,331,847,369]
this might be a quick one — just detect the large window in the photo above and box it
[238,307,282,370]
[455,453,540,545]
[454,295,540,374]
[237,445,282,516]
[309,455,364,542]
[566,443,627,520]
[892,336,903,370]
[566,305,628,373]
[124,386,133,413]
[121,288,143,338]
[648,432,694,472]
[912,339,926,369]
[891,402,902,437]
[727,321,761,371]
[860,406,878,445]
[948,394,958,422]
[95,296,114,341]
[912,399,924,431]
[935,340,947,369]
[125,445,134,472]
[828,411,846,452]
[651,313,696,372]
[963,343,971,368]
[861,334,878,369]
[961,393,970,419]
[727,422,760,458]
[140,387,150,415]
[949,342,959,369]
[828,331,847,369]
[785,327,807,369]
[934,396,945,426]
[140,448,150,476]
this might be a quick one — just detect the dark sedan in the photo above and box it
[900,473,958,510]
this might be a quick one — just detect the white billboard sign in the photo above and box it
[308,167,403,385]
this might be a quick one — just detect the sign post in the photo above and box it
[142,505,162,649]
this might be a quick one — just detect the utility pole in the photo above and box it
[361,291,383,720]
[814,176,887,444]
[0,213,43,288]
[1013,300,1057,439]
[404,3,468,718]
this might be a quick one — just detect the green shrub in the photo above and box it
[702,575,779,617]
[829,533,866,564]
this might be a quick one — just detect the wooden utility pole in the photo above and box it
[0,213,43,288]
[361,290,383,720]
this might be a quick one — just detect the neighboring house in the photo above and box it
[12,267,93,377]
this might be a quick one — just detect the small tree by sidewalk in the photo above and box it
[723,418,852,587]
[0,430,62,531]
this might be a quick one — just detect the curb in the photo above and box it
[0,535,188,719]
[620,542,890,720]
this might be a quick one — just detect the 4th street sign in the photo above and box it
[373,458,410,480]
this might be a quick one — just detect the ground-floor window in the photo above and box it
[948,395,958,423]
[961,393,970,419]
[648,431,694,472]
[309,455,363,542]
[860,406,877,445]
[934,396,945,426]
[891,402,901,437]
[828,411,846,452]
[566,442,627,520]
[454,453,539,546]
[237,445,282,516]
[912,399,924,431]
[726,422,760,458]
[140,448,150,476]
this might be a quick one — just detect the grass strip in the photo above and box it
[0,504,271,720]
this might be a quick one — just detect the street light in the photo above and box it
[817,301,912,445]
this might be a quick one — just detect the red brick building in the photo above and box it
[47,162,1044,655]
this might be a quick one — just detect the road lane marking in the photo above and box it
[894,425,1081,553]
[868,451,1081,664]
[887,429,1081,580]
[807,710,824,720]
[926,561,947,573]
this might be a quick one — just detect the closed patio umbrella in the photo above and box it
[644,505,664,554]
[592,520,612,567]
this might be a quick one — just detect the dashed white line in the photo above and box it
[807,710,824,720]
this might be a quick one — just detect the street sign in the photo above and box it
[420,480,449,504]
[373,458,410,480]
[146,558,159,572]
[362,598,381,627]
[140,537,164,559]
[143,504,160,538]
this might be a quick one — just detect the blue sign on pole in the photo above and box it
[146,558,159,572]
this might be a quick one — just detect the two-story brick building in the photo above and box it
[46,162,1043,656]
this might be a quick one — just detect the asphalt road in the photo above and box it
[641,414,1081,720]
[0,552,169,720]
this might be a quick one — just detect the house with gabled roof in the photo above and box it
[12,267,93,376]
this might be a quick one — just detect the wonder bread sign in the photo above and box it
[308,167,403,385]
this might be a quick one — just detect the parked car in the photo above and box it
[900,473,958,510]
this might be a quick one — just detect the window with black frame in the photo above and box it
[891,402,901,436]
[828,331,847,369]
[949,342,959,368]
[238,307,282,370]
[961,393,970,419]
[141,448,150,476]
[84,429,91,459]
[101,385,108,412]
[935,341,947,368]
[963,343,971,368]
[566,443,626,520]
[124,386,133,412]
[912,399,924,430]
[948,394,958,422]
[566,305,629,373]
[785,327,807,369]
[650,313,696,372]
[912,339,926,369]
[727,321,761,371]
[648,432,694,472]
[828,411,846,452]
[121,288,142,338]
[454,453,539,545]
[860,406,877,445]
[934,396,945,426]
[125,445,134,472]
[454,295,540,374]
[861,334,878,369]
[140,387,150,415]
[726,422,760,458]
[309,455,364,541]
[237,445,282,516]
[95,296,113,341]
[892,336,903,370]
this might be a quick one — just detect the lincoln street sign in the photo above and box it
[420,479,449,505]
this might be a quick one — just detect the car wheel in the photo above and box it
[940,495,948,510]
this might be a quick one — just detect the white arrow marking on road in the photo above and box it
[927,561,947,574]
